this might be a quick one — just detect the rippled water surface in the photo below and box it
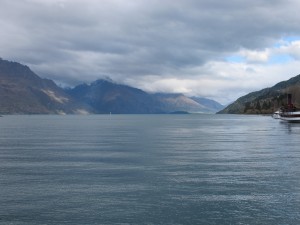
[1,114,300,224]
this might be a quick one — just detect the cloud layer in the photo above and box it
[1,0,300,103]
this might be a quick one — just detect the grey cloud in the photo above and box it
[1,0,300,102]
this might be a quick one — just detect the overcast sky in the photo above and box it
[1,0,300,104]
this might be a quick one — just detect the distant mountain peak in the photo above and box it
[91,79,113,86]
[0,58,91,114]
[0,58,224,114]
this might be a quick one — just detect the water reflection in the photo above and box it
[279,121,300,134]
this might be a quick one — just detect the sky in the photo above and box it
[1,0,300,104]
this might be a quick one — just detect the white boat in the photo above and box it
[279,110,300,122]
[272,110,281,119]
[276,94,300,122]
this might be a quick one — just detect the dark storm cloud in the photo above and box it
[1,0,300,102]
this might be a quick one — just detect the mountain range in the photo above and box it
[0,58,224,114]
[218,74,300,114]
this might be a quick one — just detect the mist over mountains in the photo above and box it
[0,58,224,114]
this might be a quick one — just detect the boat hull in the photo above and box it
[279,112,300,122]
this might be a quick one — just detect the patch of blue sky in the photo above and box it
[274,36,300,48]
[283,36,300,42]
[268,54,294,64]
[225,55,245,63]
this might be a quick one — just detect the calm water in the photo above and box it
[1,114,300,225]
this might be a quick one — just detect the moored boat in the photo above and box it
[277,94,300,122]
[272,110,281,119]
[279,110,300,122]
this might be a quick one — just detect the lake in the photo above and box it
[1,114,300,224]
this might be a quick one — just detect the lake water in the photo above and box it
[1,114,300,225]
